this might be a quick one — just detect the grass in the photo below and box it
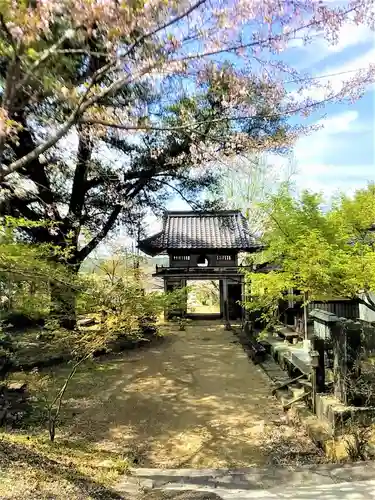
[0,353,138,499]
[0,350,151,499]
[0,321,325,497]
[8,327,73,367]
[5,317,156,369]
[0,321,166,499]
[0,431,129,499]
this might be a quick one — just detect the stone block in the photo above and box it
[315,393,375,436]
[78,317,97,327]
[309,309,339,324]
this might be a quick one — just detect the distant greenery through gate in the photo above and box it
[187,280,220,315]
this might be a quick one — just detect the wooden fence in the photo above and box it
[307,300,360,320]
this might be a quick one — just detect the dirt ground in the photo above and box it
[47,320,323,468]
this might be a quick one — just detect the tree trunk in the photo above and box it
[50,281,77,330]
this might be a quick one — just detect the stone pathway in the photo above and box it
[116,462,375,499]
[114,321,375,498]
[28,319,323,474]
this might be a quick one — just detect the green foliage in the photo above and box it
[0,217,78,322]
[0,218,193,441]
[244,184,375,326]
[191,281,219,307]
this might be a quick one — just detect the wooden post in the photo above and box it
[303,292,308,341]
[240,276,245,324]
[219,279,224,318]
[223,279,230,330]
[312,336,325,393]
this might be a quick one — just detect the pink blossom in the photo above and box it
[0,0,373,181]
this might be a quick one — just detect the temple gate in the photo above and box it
[138,210,260,321]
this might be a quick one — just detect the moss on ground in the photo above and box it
[0,322,324,498]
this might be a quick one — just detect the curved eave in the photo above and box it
[138,231,165,256]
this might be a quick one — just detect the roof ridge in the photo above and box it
[138,210,260,255]
[165,210,242,216]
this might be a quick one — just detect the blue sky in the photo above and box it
[167,20,375,213]
[102,19,375,247]
[286,22,375,198]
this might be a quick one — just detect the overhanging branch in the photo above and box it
[75,204,122,263]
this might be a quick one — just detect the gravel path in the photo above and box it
[89,320,325,468]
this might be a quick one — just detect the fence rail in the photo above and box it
[307,300,360,320]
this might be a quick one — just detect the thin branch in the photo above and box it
[0,13,16,51]
[56,49,110,57]
[75,204,122,262]
[358,296,375,314]
[80,87,351,131]
[15,28,77,93]
[48,354,89,440]
[79,118,198,132]
[171,5,358,64]
[118,0,207,63]
[74,0,209,108]
[364,292,375,312]
[0,2,360,182]
[154,179,202,210]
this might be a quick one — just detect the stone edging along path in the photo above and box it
[116,461,375,497]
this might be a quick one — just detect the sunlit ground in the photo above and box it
[187,280,221,315]
[1,321,325,498]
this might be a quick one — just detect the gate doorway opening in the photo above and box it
[187,280,220,318]
[228,282,243,320]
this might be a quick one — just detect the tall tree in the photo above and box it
[207,153,297,235]
[0,0,373,324]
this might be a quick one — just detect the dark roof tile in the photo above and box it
[139,210,260,255]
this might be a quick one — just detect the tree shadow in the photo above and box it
[38,321,323,469]
[0,438,128,499]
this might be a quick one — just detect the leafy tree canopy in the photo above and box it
[244,184,375,323]
[0,0,373,267]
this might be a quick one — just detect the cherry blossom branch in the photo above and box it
[15,28,77,93]
[0,0,373,184]
[0,1,208,181]
[79,87,349,131]
[170,5,359,64]
[119,0,208,63]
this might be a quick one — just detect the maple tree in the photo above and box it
[244,184,375,325]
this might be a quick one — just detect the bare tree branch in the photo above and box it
[75,204,122,262]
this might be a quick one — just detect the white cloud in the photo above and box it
[294,110,361,168]
[317,110,359,133]
[300,47,375,101]
[295,165,375,199]
[326,23,374,54]
[291,109,373,197]
[287,21,374,68]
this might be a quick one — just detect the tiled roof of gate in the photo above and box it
[138,210,260,255]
